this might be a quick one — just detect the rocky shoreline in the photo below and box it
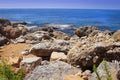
[0,18,120,80]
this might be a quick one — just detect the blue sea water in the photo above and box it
[0,9,120,33]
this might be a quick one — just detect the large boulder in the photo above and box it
[0,26,22,39]
[29,39,71,57]
[74,26,98,37]
[0,18,11,27]
[113,30,120,41]
[90,61,120,80]
[24,61,79,80]
[0,34,8,46]
[67,32,120,69]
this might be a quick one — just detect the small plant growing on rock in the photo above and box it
[93,60,112,80]
[93,64,101,80]
[0,59,25,80]
[102,60,112,80]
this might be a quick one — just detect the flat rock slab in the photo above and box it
[24,61,79,80]
[20,57,42,71]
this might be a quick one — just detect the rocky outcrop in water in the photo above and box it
[74,26,98,37]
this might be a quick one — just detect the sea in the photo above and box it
[0,9,120,34]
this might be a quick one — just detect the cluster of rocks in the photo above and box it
[0,18,28,46]
[0,18,120,80]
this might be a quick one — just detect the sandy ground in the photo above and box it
[0,43,31,67]
[0,43,31,57]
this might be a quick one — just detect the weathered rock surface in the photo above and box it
[0,26,22,39]
[113,30,120,41]
[0,34,8,46]
[67,32,120,68]
[50,52,67,62]
[25,31,52,43]
[90,61,120,80]
[74,26,98,37]
[15,36,26,43]
[29,39,71,57]
[20,57,42,71]
[64,75,84,80]
[53,31,71,40]
[24,61,79,80]
[0,18,11,27]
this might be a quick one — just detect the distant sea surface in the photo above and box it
[0,9,120,32]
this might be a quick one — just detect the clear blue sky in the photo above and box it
[0,0,120,9]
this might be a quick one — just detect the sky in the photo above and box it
[0,0,120,9]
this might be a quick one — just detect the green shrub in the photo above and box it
[0,59,25,80]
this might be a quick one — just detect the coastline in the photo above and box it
[0,18,120,80]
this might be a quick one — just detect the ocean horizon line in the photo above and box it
[0,8,120,10]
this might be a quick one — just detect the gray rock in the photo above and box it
[29,39,71,57]
[117,70,120,80]
[25,31,52,42]
[0,34,8,46]
[16,36,26,43]
[24,61,79,80]
[90,61,120,80]
[20,57,42,71]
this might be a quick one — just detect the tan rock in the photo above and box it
[64,75,84,80]
[7,56,23,68]
[53,31,71,40]
[50,52,67,62]
[113,30,120,41]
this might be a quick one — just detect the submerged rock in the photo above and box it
[24,61,79,80]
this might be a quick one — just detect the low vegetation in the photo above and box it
[0,59,25,80]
